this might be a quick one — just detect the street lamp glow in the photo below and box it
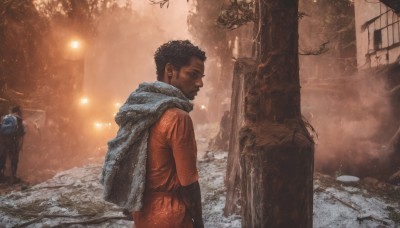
[93,122,112,131]
[94,122,103,130]
[200,105,206,110]
[115,102,121,108]
[80,97,89,105]
[70,40,81,49]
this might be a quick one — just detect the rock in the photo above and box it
[377,182,389,189]
[343,186,360,193]
[314,186,325,193]
[336,175,360,186]
[201,151,215,162]
[388,170,400,185]
[363,177,379,185]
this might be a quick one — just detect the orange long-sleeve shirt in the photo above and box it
[132,108,199,228]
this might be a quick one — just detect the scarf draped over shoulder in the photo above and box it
[100,81,193,211]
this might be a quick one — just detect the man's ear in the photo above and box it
[165,63,175,79]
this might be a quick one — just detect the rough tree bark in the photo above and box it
[239,0,314,227]
[224,59,257,216]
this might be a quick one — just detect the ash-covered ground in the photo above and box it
[0,124,399,227]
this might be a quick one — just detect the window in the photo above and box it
[366,3,400,52]
[374,30,382,50]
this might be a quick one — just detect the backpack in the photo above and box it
[0,114,18,136]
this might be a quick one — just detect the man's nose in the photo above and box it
[195,78,203,88]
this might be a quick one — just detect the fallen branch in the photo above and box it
[327,193,361,212]
[357,215,389,225]
[15,216,44,227]
[15,213,97,228]
[53,216,129,227]
[33,184,74,190]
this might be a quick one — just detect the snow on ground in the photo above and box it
[0,124,399,227]
[0,154,239,227]
[199,152,241,228]
[0,165,132,227]
[313,174,399,227]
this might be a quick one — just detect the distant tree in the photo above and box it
[0,0,131,106]
[35,0,130,40]
[0,0,133,182]
[188,0,236,122]
[31,0,132,152]
[0,0,49,101]
[299,0,356,77]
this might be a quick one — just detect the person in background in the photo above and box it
[0,106,25,183]
[101,40,206,228]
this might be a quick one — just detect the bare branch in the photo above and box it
[149,0,170,8]
[299,41,329,56]
[217,1,254,30]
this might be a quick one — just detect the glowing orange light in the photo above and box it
[200,105,206,110]
[80,97,89,105]
[115,102,121,108]
[94,122,102,129]
[94,122,112,131]
[70,40,81,49]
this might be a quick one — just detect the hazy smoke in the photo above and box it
[85,2,190,106]
[16,1,216,184]
[301,71,396,178]
[84,1,211,126]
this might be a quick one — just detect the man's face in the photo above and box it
[171,57,205,100]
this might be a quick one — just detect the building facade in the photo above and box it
[355,0,400,69]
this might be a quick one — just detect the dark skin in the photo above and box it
[163,57,205,100]
[161,56,205,228]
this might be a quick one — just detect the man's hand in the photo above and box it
[180,181,204,228]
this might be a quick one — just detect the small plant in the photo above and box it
[388,208,400,224]
[334,163,343,178]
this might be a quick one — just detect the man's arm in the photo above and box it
[165,109,203,227]
[181,181,204,228]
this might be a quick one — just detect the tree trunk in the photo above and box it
[208,45,234,122]
[224,58,257,216]
[240,0,314,227]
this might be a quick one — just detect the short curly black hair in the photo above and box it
[154,40,206,81]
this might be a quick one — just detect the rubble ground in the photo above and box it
[0,124,399,227]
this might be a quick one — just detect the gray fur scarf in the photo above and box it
[100,81,193,211]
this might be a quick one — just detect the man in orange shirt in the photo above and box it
[101,40,205,228]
